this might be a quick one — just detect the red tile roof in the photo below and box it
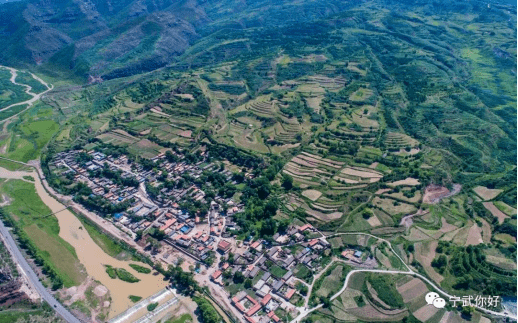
[308,239,319,247]
[285,288,295,300]
[268,312,280,322]
[299,224,312,232]
[235,302,245,312]
[245,316,256,323]
[160,219,177,231]
[218,240,231,250]
[250,241,261,249]
[246,303,261,316]
[246,295,258,305]
[212,270,222,280]
[260,294,272,306]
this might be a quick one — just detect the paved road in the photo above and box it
[0,219,81,323]
[291,262,516,322]
[291,232,517,323]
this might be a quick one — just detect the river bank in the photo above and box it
[0,166,168,318]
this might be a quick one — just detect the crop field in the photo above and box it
[97,129,138,146]
[482,202,509,224]
[473,186,503,201]
[5,119,60,162]
[387,178,421,187]
[493,201,517,216]
[372,197,417,218]
[413,241,443,284]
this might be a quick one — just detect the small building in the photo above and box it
[211,270,222,281]
[268,311,280,322]
[217,240,231,253]
[260,294,272,306]
[285,288,296,300]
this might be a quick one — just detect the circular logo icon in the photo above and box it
[433,298,446,308]
[425,292,440,305]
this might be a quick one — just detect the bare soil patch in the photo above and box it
[465,224,483,246]
[302,189,322,201]
[414,241,443,284]
[413,304,441,322]
[341,167,383,178]
[367,215,382,227]
[439,217,458,233]
[178,130,192,138]
[479,218,492,243]
[387,178,420,187]
[473,186,502,200]
[396,278,427,303]
[483,202,509,224]
[422,185,449,204]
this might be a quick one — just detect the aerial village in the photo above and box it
[48,148,376,323]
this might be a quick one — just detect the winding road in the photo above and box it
[290,232,517,323]
[0,65,53,125]
[0,68,80,322]
[0,219,80,323]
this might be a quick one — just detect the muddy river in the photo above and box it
[0,167,168,318]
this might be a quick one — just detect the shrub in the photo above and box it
[116,268,140,283]
[129,263,152,274]
[147,302,158,311]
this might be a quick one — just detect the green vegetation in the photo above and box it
[0,158,29,171]
[15,71,48,94]
[193,297,222,323]
[436,243,516,296]
[270,265,288,279]
[0,68,31,109]
[7,118,60,162]
[354,295,365,307]
[0,4,514,323]
[115,268,140,283]
[147,302,158,311]
[164,314,193,323]
[105,265,117,279]
[104,265,140,282]
[76,214,127,258]
[129,295,142,303]
[129,263,152,274]
[0,180,84,289]
[364,273,405,309]
[0,306,54,323]
[309,263,351,306]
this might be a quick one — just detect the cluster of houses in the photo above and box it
[209,224,333,323]
[49,149,245,256]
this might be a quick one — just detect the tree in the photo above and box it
[244,279,253,289]
[260,218,277,237]
[233,271,245,284]
[461,306,474,318]
[321,297,331,308]
[282,174,294,190]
